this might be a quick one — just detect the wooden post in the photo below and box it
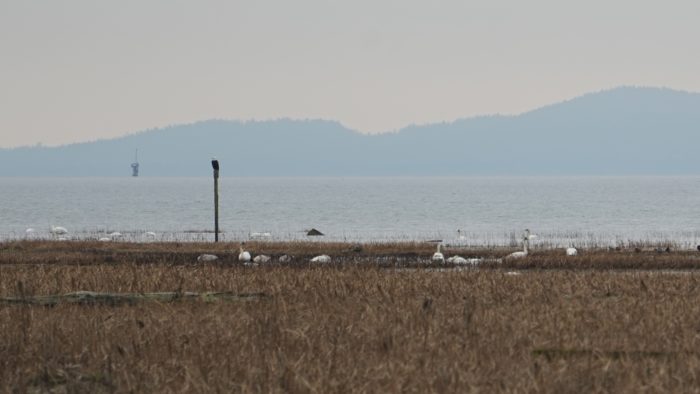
[211,159,220,242]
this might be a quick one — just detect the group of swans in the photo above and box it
[29,225,158,242]
[434,229,579,264]
[231,243,329,264]
[432,242,483,265]
[432,229,534,265]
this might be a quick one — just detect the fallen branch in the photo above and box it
[0,291,267,306]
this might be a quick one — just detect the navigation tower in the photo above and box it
[131,149,139,177]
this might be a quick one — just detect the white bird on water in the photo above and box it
[566,247,578,256]
[238,243,251,262]
[456,229,467,241]
[431,243,445,263]
[505,229,535,260]
[249,232,272,240]
[50,225,68,236]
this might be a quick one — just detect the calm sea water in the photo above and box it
[1,177,699,248]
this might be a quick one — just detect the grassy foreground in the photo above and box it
[2,241,700,392]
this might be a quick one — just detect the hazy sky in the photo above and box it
[1,0,699,147]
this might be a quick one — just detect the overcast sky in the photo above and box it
[1,0,698,147]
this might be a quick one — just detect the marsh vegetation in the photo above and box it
[2,241,700,392]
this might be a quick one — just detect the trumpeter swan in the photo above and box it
[98,237,111,242]
[566,247,578,256]
[238,243,251,262]
[249,232,272,240]
[279,255,293,263]
[50,225,68,236]
[431,244,445,263]
[310,255,331,263]
[145,231,157,238]
[505,271,521,276]
[447,256,483,265]
[505,230,533,259]
[197,254,219,262]
[456,229,467,241]
[253,254,271,263]
[109,232,122,239]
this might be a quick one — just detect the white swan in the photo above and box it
[279,255,293,263]
[98,237,111,242]
[566,247,578,256]
[310,255,331,263]
[109,232,122,239]
[238,243,251,262]
[50,225,68,236]
[447,255,483,265]
[249,232,272,240]
[431,243,445,263]
[456,229,467,241]
[145,231,157,238]
[197,254,219,262]
[505,229,533,260]
[253,254,271,263]
[446,255,465,264]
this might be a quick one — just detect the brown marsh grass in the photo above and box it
[2,241,700,392]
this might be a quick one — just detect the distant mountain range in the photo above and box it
[2,86,699,176]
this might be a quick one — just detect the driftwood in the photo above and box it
[0,291,267,306]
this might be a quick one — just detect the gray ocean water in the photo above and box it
[1,177,699,248]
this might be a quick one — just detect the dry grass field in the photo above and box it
[3,241,700,393]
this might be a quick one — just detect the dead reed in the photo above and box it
[2,242,700,392]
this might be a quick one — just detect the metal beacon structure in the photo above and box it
[131,149,139,177]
